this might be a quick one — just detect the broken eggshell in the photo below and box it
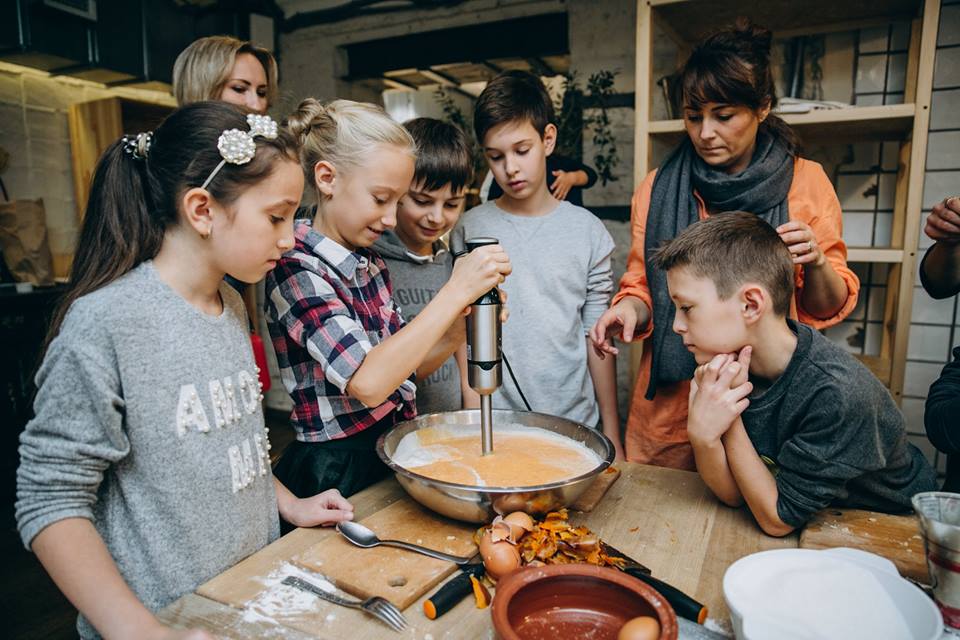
[478,527,521,579]
[501,512,535,539]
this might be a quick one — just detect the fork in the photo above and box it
[281,575,407,632]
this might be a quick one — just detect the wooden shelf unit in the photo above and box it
[647,103,917,142]
[632,0,942,403]
[68,97,174,221]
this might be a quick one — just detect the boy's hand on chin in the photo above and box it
[288,489,355,528]
[688,353,753,446]
[731,346,752,387]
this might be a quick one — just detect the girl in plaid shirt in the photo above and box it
[267,99,511,498]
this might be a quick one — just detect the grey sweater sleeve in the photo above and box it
[16,301,130,549]
[582,222,616,332]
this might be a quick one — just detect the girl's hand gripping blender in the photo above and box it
[464,237,502,455]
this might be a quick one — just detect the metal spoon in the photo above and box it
[336,521,474,564]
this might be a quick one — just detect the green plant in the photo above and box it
[583,70,619,186]
[551,70,620,186]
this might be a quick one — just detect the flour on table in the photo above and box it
[240,562,337,627]
[704,617,733,637]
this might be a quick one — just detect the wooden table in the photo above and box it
[158,464,798,638]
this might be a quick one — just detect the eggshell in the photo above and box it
[502,511,534,539]
[478,529,521,579]
[617,615,661,640]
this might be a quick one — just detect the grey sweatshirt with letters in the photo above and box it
[374,230,464,415]
[16,262,280,639]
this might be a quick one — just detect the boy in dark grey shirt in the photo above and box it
[654,212,936,536]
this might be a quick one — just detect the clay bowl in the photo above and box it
[491,564,679,640]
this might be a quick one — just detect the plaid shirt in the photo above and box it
[265,221,416,443]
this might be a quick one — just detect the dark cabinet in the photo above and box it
[0,0,261,84]
[0,0,94,70]
[0,285,66,511]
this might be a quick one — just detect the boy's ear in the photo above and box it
[542,123,558,156]
[740,283,766,324]
[313,160,337,198]
[181,187,216,238]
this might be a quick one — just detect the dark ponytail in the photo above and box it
[680,18,801,156]
[45,101,298,348]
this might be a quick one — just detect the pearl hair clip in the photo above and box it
[200,113,279,190]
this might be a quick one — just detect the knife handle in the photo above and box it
[424,572,474,619]
[623,567,708,624]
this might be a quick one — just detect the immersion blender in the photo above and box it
[464,237,502,455]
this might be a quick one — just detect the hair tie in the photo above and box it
[200,113,278,190]
[122,132,152,161]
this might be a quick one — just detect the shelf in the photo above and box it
[648,104,916,143]
[854,355,892,386]
[651,0,921,43]
[847,248,905,263]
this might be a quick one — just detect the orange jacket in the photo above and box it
[614,158,860,470]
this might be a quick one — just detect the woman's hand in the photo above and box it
[284,489,354,528]
[925,196,960,244]
[550,170,585,201]
[589,296,648,358]
[776,220,824,267]
[449,245,512,307]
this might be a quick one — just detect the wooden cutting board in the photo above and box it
[572,466,621,512]
[799,508,929,582]
[295,498,478,610]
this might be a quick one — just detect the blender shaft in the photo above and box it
[481,394,493,455]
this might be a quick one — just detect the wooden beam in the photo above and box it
[889,0,941,403]
[482,60,503,74]
[846,248,905,263]
[382,77,417,91]
[525,57,555,76]
[630,0,654,385]
[419,68,457,86]
[68,98,123,222]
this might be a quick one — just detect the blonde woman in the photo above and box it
[173,35,278,114]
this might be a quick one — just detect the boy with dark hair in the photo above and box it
[452,70,622,459]
[654,211,936,536]
[374,118,478,414]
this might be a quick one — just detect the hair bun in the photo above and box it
[730,17,773,62]
[283,98,328,142]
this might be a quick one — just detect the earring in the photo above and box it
[202,228,212,240]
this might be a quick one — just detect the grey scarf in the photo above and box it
[643,131,794,399]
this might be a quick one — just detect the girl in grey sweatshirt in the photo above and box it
[16,103,354,640]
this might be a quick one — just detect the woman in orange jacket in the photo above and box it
[590,20,859,470]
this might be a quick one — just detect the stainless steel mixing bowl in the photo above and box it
[376,409,615,523]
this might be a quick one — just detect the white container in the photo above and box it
[723,548,942,640]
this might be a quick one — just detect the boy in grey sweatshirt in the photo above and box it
[374,118,477,415]
[451,71,621,453]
